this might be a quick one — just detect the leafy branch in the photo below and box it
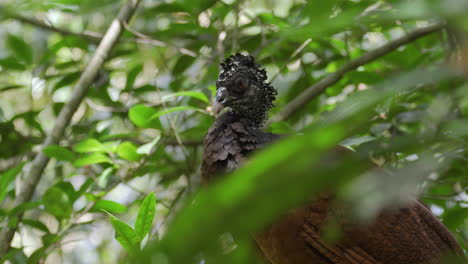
[0,8,197,57]
[0,0,142,256]
[267,23,446,125]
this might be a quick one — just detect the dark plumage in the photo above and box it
[201,53,464,264]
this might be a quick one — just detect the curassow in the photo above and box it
[201,53,464,264]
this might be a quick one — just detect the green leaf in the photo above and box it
[78,178,94,194]
[107,213,140,253]
[27,248,46,264]
[128,104,162,129]
[135,193,156,240]
[137,135,161,155]
[42,233,60,247]
[73,153,112,167]
[151,106,208,120]
[151,3,187,13]
[161,91,209,103]
[73,138,107,153]
[0,247,27,264]
[54,71,80,90]
[117,142,142,161]
[0,162,25,202]
[91,200,128,214]
[54,181,79,203]
[43,145,76,162]
[8,201,41,216]
[22,219,50,233]
[43,187,72,220]
[125,64,143,90]
[7,34,33,64]
[173,56,195,73]
[443,205,468,231]
[97,167,115,188]
[0,57,26,71]
[0,84,24,93]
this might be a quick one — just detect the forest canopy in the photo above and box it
[0,0,467,263]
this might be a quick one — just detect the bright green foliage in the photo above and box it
[106,192,157,253]
[117,142,142,161]
[43,187,73,220]
[91,200,128,214]
[0,163,24,202]
[129,104,162,129]
[135,192,156,240]
[107,213,141,254]
[73,139,108,153]
[43,145,77,162]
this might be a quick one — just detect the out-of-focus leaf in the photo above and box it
[117,142,142,161]
[42,233,60,247]
[135,193,156,240]
[73,138,107,153]
[443,205,468,231]
[97,167,115,188]
[73,153,112,167]
[27,248,46,264]
[0,57,26,71]
[43,145,76,162]
[91,200,128,214]
[181,0,216,13]
[128,104,162,129]
[7,34,33,64]
[43,187,72,220]
[340,135,376,147]
[137,135,161,155]
[77,178,94,194]
[0,85,24,93]
[54,181,79,203]
[150,3,187,13]
[125,64,143,90]
[0,162,25,202]
[173,56,195,73]
[161,91,209,103]
[54,72,80,90]
[397,110,425,123]
[22,219,50,233]
[0,247,27,264]
[107,213,140,253]
[347,71,384,84]
[151,106,209,120]
[8,201,41,216]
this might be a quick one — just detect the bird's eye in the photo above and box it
[233,78,247,93]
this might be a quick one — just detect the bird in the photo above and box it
[201,53,464,264]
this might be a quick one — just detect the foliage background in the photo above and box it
[0,0,467,263]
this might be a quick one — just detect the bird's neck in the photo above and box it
[232,107,268,128]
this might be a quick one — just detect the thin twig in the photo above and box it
[267,23,446,125]
[3,12,103,43]
[0,0,142,256]
[2,10,196,57]
[122,21,197,57]
[152,187,187,240]
[269,38,313,83]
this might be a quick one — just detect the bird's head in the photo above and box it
[213,53,277,126]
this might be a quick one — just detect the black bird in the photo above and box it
[201,53,464,264]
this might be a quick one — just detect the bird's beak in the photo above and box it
[212,87,228,114]
[212,99,225,115]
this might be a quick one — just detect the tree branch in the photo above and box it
[2,12,103,43]
[0,0,141,256]
[267,23,445,125]
[2,10,197,57]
